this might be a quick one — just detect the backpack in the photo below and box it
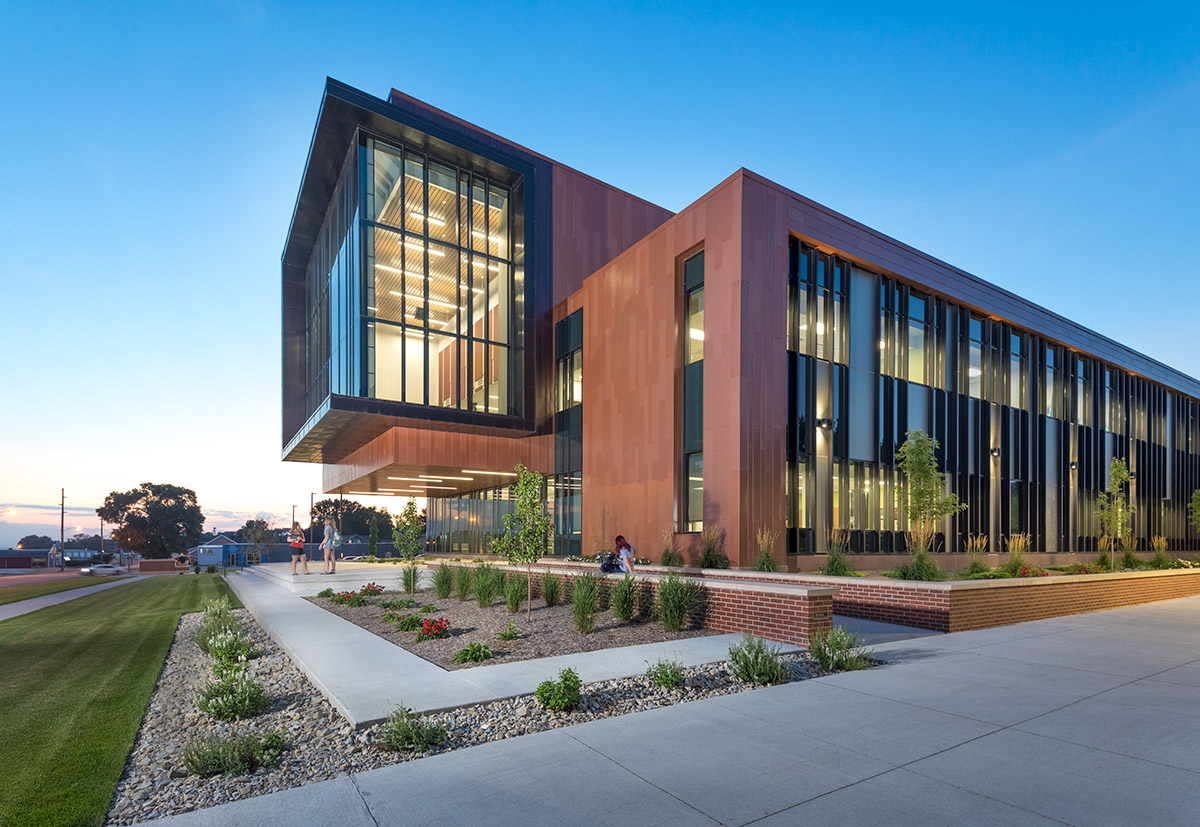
[332,529,343,550]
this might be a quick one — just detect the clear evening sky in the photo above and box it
[1,2,1197,547]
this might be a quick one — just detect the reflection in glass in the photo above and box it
[686,287,704,364]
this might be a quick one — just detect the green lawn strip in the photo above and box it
[0,576,133,606]
[0,575,240,827]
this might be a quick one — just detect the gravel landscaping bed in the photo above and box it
[306,587,715,670]
[105,607,833,824]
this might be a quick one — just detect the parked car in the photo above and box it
[81,564,125,576]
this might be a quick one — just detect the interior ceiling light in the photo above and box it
[461,469,518,476]
[968,367,982,377]
[409,484,457,490]
[410,211,446,226]
[420,475,474,480]
[690,329,704,341]
[404,240,445,257]
[388,476,441,482]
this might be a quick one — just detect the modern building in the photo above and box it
[282,78,1200,568]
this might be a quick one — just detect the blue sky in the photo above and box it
[1,1,1197,546]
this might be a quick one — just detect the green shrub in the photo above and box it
[195,666,270,720]
[496,619,522,640]
[893,548,948,581]
[474,564,499,607]
[378,597,419,610]
[657,574,706,632]
[611,574,637,622]
[378,704,446,752]
[1096,549,1113,571]
[453,642,494,663]
[505,573,528,614]
[454,566,473,601]
[727,633,788,685]
[418,603,438,613]
[808,625,872,672]
[358,582,385,596]
[206,628,260,664]
[385,611,422,632]
[182,731,288,777]
[645,656,685,689]
[570,574,598,633]
[206,564,218,574]
[697,526,729,569]
[541,571,561,607]
[317,587,335,599]
[193,564,201,574]
[535,668,582,712]
[433,563,453,598]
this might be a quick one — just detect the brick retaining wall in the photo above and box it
[433,562,835,647]
[533,560,1200,633]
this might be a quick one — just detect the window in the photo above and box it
[682,251,705,531]
[908,294,926,385]
[1009,333,1024,409]
[968,317,983,399]
[1045,347,1057,417]
[364,137,517,414]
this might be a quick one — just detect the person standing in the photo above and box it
[615,535,635,574]
[320,518,338,574]
[288,521,310,575]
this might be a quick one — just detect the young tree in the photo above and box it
[368,512,379,558]
[392,498,424,592]
[1188,489,1200,538]
[896,430,967,554]
[97,482,204,559]
[1097,458,1134,568]
[243,519,276,566]
[493,463,552,622]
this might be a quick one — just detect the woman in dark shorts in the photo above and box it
[289,521,310,575]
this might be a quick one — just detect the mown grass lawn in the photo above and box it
[0,576,132,606]
[0,575,240,827]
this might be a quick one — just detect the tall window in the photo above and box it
[908,293,927,385]
[968,317,984,399]
[682,251,704,531]
[363,137,519,415]
[553,310,583,556]
[1045,347,1058,417]
[1009,333,1024,409]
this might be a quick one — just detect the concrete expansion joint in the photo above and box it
[347,774,381,827]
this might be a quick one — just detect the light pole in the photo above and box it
[60,488,66,571]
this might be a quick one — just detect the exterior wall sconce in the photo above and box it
[1129,471,1136,480]
[1070,461,1078,470]
[816,418,833,430]
[989,448,1001,458]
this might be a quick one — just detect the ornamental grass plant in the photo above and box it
[454,566,473,601]
[963,534,991,576]
[727,633,788,685]
[697,526,730,569]
[540,571,561,606]
[753,527,781,572]
[660,529,684,567]
[570,574,598,633]
[504,573,528,614]
[474,564,499,607]
[611,574,637,622]
[819,528,856,576]
[433,563,453,598]
[808,625,872,673]
[657,574,706,632]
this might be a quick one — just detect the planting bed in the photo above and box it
[306,587,715,670]
[106,606,839,824]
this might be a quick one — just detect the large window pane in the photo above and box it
[488,343,508,413]
[685,287,704,363]
[908,295,926,385]
[403,155,425,235]
[489,261,510,344]
[429,333,458,408]
[369,141,404,226]
[375,322,404,402]
[968,317,983,399]
[404,328,424,404]
[426,161,458,244]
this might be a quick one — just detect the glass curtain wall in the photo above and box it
[363,137,518,415]
[682,251,705,532]
[425,485,515,555]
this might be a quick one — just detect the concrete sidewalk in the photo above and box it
[151,594,1200,826]
[226,570,792,726]
[0,575,150,622]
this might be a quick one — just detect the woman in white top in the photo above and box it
[615,535,635,574]
[319,519,337,574]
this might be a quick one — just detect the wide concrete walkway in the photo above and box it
[0,575,149,622]
[152,593,1200,826]
[226,569,787,726]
